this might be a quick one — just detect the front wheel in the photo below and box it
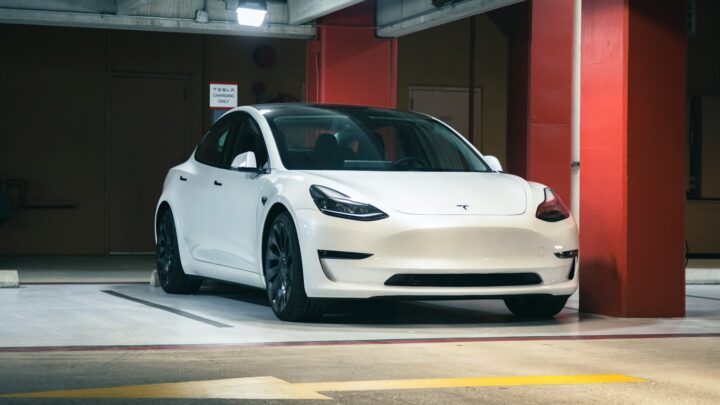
[504,295,570,319]
[156,209,202,294]
[264,212,324,322]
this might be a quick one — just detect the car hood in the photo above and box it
[299,171,528,216]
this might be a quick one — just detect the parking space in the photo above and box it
[1,269,719,403]
[3,270,716,403]
[2,283,719,350]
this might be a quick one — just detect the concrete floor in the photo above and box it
[0,257,719,403]
[0,283,719,348]
[0,336,718,403]
[0,255,154,284]
[3,256,718,284]
[5,255,720,284]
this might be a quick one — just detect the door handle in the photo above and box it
[179,176,187,181]
[213,180,222,186]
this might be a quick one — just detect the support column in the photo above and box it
[506,0,573,202]
[526,0,574,202]
[580,0,686,317]
[306,1,397,108]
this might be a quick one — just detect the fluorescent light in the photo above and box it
[236,1,267,27]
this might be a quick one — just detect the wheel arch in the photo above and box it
[154,201,172,242]
[260,202,292,277]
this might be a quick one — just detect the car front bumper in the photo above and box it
[293,208,579,299]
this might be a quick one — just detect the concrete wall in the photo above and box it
[396,15,508,166]
[0,17,506,256]
[0,24,305,255]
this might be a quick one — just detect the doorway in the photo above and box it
[107,74,189,253]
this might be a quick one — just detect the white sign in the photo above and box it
[209,83,238,109]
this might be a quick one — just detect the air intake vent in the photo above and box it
[384,273,542,287]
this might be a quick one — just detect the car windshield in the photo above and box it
[263,106,490,172]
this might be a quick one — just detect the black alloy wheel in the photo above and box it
[504,295,570,319]
[264,212,324,321]
[156,209,202,294]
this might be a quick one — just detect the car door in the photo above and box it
[205,112,270,273]
[186,112,240,263]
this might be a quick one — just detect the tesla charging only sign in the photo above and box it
[209,83,238,109]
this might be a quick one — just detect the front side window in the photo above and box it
[195,113,236,167]
[265,107,490,172]
[227,113,270,169]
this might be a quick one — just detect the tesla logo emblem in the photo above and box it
[457,204,470,211]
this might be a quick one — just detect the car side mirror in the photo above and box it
[230,151,261,173]
[484,155,503,172]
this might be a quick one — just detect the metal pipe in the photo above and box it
[468,15,477,146]
[570,0,581,225]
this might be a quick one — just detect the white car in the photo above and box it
[155,104,578,321]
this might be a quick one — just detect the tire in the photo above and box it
[264,212,324,322]
[504,295,570,319]
[156,209,202,294]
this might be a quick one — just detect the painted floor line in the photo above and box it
[1,332,719,353]
[297,374,645,392]
[2,374,645,400]
[686,294,720,302]
[21,281,149,285]
[101,290,233,328]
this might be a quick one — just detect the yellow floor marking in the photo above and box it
[3,377,330,400]
[297,374,645,392]
[2,374,644,400]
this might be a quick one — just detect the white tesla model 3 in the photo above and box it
[155,104,578,321]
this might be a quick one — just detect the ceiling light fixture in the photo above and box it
[236,1,267,27]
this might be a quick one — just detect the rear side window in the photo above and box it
[194,113,235,167]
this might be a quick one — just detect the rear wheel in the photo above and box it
[156,209,202,294]
[264,212,324,322]
[504,295,569,319]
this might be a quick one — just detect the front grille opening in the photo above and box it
[318,250,373,260]
[384,273,543,287]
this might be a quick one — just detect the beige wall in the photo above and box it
[686,0,720,254]
[687,0,720,96]
[687,200,720,254]
[397,15,508,166]
[0,24,305,255]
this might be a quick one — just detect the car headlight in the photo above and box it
[309,185,388,221]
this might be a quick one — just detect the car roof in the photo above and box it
[249,103,426,119]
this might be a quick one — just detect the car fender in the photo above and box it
[154,164,197,274]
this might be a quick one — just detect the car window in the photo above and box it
[226,113,269,169]
[194,113,237,167]
[267,110,488,172]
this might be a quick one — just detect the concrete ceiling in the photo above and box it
[0,0,524,39]
[376,0,524,37]
[0,0,318,38]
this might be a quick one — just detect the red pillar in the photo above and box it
[505,2,530,178]
[580,0,686,317]
[509,0,686,317]
[306,1,397,108]
[526,0,574,203]
[506,0,573,203]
